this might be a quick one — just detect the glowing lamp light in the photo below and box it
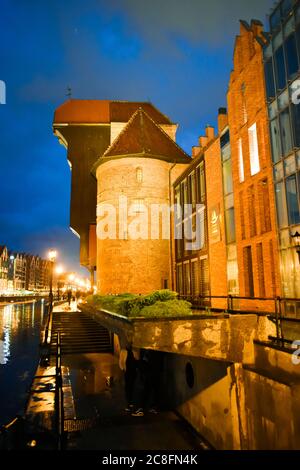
[48,249,57,262]
[68,273,75,282]
[55,265,64,275]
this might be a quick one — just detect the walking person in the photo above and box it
[131,349,164,417]
[119,347,139,413]
[67,289,72,307]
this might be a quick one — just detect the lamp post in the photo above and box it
[291,231,300,265]
[55,265,64,300]
[48,249,57,305]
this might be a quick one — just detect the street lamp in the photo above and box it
[48,249,57,304]
[291,231,300,264]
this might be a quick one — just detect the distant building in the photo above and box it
[0,246,8,293]
[14,253,27,290]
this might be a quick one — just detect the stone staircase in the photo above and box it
[50,310,112,355]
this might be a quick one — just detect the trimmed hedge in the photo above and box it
[86,290,192,318]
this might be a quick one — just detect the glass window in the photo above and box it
[286,174,300,225]
[176,264,183,294]
[269,99,278,119]
[264,43,273,60]
[220,130,230,148]
[225,207,236,244]
[183,262,191,296]
[297,25,300,60]
[281,0,292,19]
[274,161,284,181]
[191,171,196,207]
[290,78,300,106]
[225,193,234,210]
[273,31,283,50]
[291,102,300,148]
[221,144,231,162]
[275,45,286,91]
[265,59,275,100]
[131,199,145,213]
[197,163,206,203]
[136,167,143,183]
[223,159,233,195]
[183,180,188,206]
[284,155,296,175]
[280,108,293,156]
[275,181,288,227]
[285,34,299,78]
[248,122,260,175]
[270,118,282,163]
[227,245,239,295]
[270,6,281,32]
[238,138,245,182]
[297,3,300,24]
[278,89,289,110]
[284,15,294,37]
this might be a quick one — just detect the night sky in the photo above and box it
[0,0,274,275]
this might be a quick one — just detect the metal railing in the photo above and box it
[178,294,300,347]
[55,332,65,450]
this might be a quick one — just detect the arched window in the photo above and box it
[136,167,143,183]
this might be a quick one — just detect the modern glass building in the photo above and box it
[264,0,300,303]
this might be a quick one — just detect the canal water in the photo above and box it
[0,300,46,426]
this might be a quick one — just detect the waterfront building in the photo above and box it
[14,253,27,291]
[93,108,190,294]
[53,100,178,284]
[263,0,300,307]
[227,20,282,311]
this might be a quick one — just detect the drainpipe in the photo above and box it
[169,163,177,291]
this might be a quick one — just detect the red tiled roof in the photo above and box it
[53,100,173,125]
[54,99,111,124]
[100,108,190,164]
[110,101,172,124]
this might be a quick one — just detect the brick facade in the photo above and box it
[227,21,282,311]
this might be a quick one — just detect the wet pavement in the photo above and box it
[61,352,205,450]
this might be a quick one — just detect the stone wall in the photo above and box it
[96,157,188,294]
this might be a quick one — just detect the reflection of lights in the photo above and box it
[0,328,10,364]
[32,302,35,327]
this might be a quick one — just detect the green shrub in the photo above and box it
[85,290,190,318]
[131,299,192,318]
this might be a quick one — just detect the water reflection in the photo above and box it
[0,300,45,425]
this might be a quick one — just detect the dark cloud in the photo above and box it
[0,0,274,272]
[108,0,274,46]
